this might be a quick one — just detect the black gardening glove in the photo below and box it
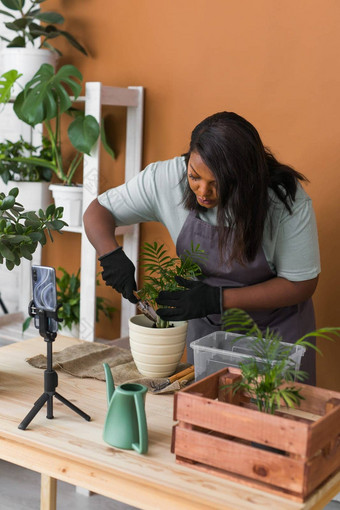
[99,247,138,304]
[156,276,222,321]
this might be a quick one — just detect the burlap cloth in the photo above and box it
[26,342,192,394]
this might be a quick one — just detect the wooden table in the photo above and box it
[0,336,339,510]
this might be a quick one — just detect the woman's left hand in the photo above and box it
[156,276,222,321]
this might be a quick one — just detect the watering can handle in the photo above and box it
[132,392,148,454]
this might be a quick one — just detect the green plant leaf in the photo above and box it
[19,244,33,260]
[68,115,100,155]
[6,258,14,270]
[0,241,15,260]
[100,121,115,159]
[0,194,15,209]
[7,35,26,47]
[57,30,88,56]
[14,64,82,125]
[35,11,64,24]
[1,0,24,11]
[0,69,22,103]
[22,315,32,332]
[0,9,15,17]
[8,187,19,197]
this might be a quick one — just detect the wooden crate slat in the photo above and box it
[305,438,340,495]
[308,404,340,456]
[281,382,340,415]
[174,427,305,494]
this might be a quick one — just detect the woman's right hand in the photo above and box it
[99,247,138,303]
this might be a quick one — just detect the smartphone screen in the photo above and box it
[32,265,58,333]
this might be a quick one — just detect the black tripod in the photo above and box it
[18,302,91,430]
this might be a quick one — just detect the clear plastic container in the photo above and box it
[190,331,306,381]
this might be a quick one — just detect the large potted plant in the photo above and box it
[0,0,87,92]
[0,63,115,226]
[129,241,205,378]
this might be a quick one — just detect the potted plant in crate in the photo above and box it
[129,241,205,378]
[0,0,87,92]
[0,63,115,226]
[0,186,65,270]
[220,308,340,413]
[172,307,340,501]
[23,266,115,337]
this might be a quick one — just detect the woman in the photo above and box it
[83,112,320,384]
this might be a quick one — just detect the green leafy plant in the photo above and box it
[0,63,115,185]
[23,266,116,332]
[221,308,340,414]
[0,69,21,101]
[138,241,206,328]
[0,136,53,183]
[0,186,66,270]
[0,0,87,55]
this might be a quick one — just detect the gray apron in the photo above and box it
[176,210,316,385]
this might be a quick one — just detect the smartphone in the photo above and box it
[32,265,58,333]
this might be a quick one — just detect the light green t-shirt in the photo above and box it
[98,156,320,281]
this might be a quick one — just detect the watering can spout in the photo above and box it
[103,363,115,405]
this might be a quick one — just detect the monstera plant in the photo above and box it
[0,63,115,185]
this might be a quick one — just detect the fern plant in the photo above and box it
[221,308,340,414]
[138,241,206,328]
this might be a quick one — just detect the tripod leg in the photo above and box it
[0,294,8,314]
[18,393,49,430]
[54,392,91,422]
[46,394,54,419]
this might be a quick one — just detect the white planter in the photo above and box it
[49,184,83,227]
[1,180,52,211]
[129,314,188,378]
[0,48,57,95]
[59,323,80,338]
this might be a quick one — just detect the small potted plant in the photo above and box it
[23,266,116,337]
[220,308,340,413]
[129,241,205,378]
[0,186,65,270]
[0,135,53,210]
[0,0,87,92]
[0,63,115,226]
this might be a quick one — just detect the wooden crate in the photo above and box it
[172,367,340,501]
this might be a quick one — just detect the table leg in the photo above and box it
[40,474,57,510]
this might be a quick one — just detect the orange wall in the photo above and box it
[43,0,340,390]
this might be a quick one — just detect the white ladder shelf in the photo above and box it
[76,83,144,341]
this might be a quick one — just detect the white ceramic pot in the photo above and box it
[49,184,83,227]
[2,180,52,211]
[59,323,80,338]
[0,48,57,95]
[129,314,188,377]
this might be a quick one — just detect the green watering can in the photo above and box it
[102,363,148,454]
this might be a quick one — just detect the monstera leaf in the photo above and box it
[14,64,82,125]
[0,69,21,102]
